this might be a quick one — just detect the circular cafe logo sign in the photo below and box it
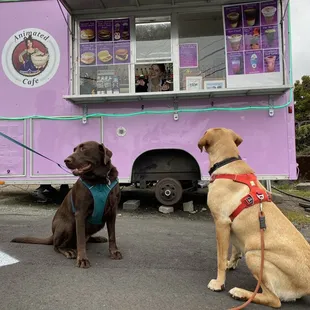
[1,28,60,88]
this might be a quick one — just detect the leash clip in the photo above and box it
[256,193,265,214]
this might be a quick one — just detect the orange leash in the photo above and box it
[229,211,266,310]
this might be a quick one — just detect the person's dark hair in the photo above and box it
[153,64,166,74]
[24,35,34,48]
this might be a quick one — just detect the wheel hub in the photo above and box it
[155,178,183,206]
[164,189,172,197]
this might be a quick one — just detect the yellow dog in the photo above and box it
[198,127,310,308]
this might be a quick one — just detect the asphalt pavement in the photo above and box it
[1,202,310,310]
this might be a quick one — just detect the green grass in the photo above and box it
[273,182,310,198]
[282,210,310,224]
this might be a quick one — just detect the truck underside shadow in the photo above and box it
[131,149,202,205]
[132,149,201,187]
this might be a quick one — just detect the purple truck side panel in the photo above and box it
[101,98,293,180]
[31,119,101,175]
[0,121,25,176]
[0,0,74,117]
[0,0,297,182]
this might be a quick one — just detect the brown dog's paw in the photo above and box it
[109,249,122,260]
[76,256,91,268]
[88,236,108,243]
[64,249,77,259]
[207,279,225,292]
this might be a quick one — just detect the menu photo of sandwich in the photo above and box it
[98,50,113,64]
[81,52,96,65]
[115,48,129,62]
[80,29,95,41]
[98,29,112,41]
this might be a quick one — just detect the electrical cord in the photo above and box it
[271,185,310,203]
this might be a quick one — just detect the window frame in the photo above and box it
[70,3,288,99]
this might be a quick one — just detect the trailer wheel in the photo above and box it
[155,178,183,206]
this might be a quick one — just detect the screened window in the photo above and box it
[177,11,226,91]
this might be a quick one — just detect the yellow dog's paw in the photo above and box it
[229,287,248,301]
[207,279,225,292]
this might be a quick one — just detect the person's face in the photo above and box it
[27,40,33,48]
[150,65,162,79]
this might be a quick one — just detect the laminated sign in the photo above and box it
[223,0,282,88]
[1,28,60,88]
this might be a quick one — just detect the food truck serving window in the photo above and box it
[74,0,286,97]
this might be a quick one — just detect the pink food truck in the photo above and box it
[0,0,296,205]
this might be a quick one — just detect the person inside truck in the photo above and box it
[136,75,148,92]
[148,64,171,92]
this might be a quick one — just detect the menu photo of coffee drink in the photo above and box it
[223,0,280,78]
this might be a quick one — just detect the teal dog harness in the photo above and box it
[71,178,119,225]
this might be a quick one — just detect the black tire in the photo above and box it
[155,178,183,206]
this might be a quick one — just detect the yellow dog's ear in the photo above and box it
[230,130,243,146]
[198,130,211,152]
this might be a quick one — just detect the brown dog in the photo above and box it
[198,128,310,308]
[11,141,122,268]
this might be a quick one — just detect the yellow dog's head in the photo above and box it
[198,127,243,153]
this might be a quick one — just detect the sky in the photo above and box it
[290,0,309,82]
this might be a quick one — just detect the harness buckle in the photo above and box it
[256,193,265,201]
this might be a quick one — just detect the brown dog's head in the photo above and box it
[64,141,113,180]
[198,127,243,153]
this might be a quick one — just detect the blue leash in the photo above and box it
[0,131,71,174]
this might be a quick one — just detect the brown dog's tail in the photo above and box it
[11,235,53,245]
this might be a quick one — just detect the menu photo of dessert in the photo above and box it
[97,43,113,65]
[80,21,96,42]
[244,27,261,50]
[262,25,278,49]
[80,43,96,66]
[226,28,243,52]
[244,50,264,74]
[224,5,242,29]
[242,3,260,27]
[97,20,112,41]
[227,52,244,76]
[261,0,278,26]
[264,49,280,73]
[113,18,130,41]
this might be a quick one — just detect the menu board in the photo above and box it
[223,0,282,87]
[179,43,198,68]
[79,18,130,67]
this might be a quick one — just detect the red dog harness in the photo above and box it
[210,173,272,221]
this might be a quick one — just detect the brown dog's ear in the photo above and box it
[105,147,113,159]
[198,130,211,152]
[98,143,110,165]
[230,130,243,146]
